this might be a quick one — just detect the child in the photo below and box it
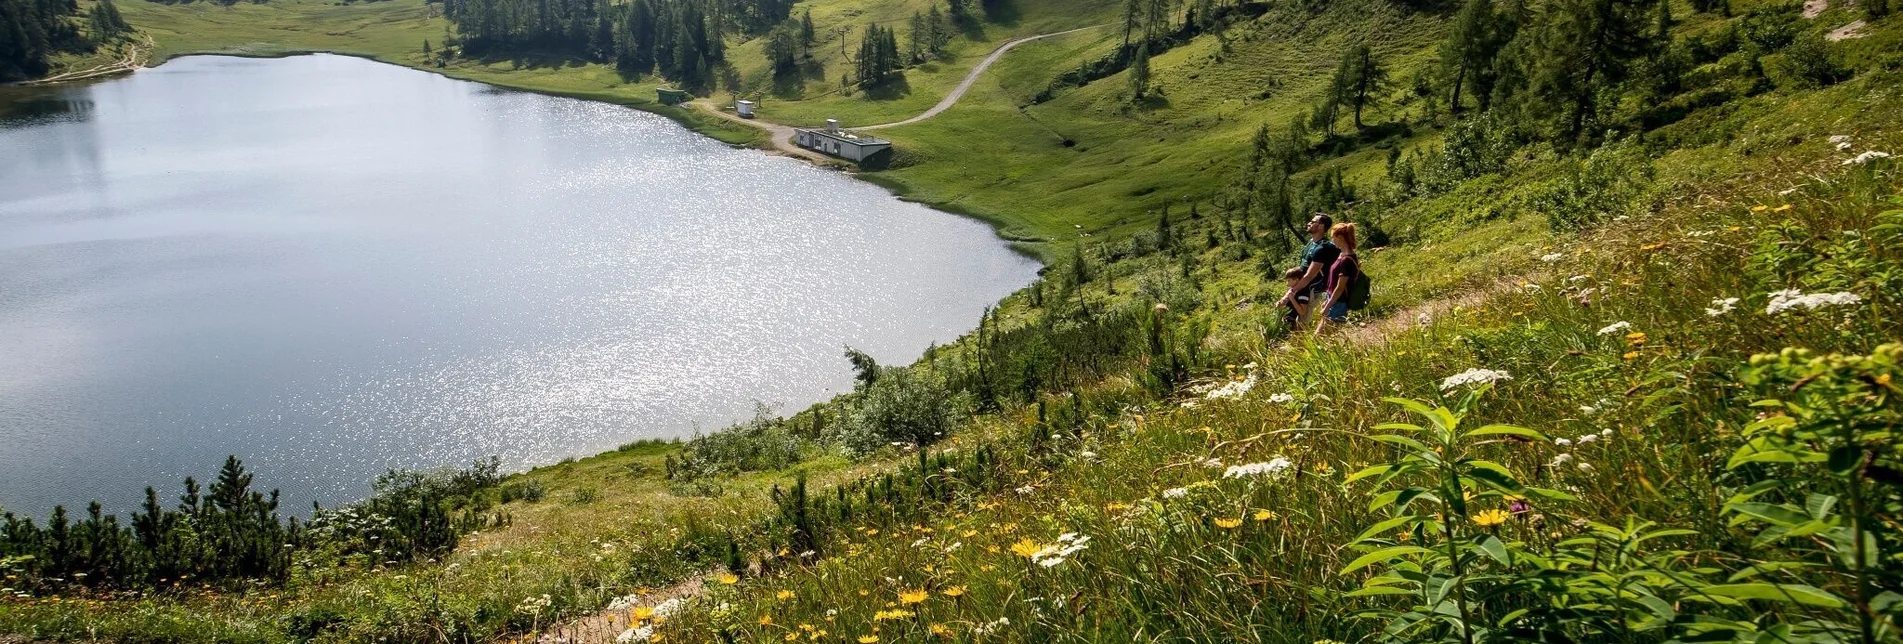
[1280,266,1311,331]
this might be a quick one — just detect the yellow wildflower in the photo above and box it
[718,573,739,585]
[859,636,880,643]
[1751,204,1768,212]
[1626,331,1647,346]
[1214,517,1243,529]
[1252,509,1278,521]
[899,589,929,605]
[1774,204,1792,212]
[942,586,967,598]
[777,590,796,601]
[649,635,665,643]
[1010,538,1043,558]
[1472,509,1511,527]
[858,589,870,596]
[930,623,953,637]
[760,615,774,626]
[1623,351,1641,361]
[632,607,655,621]
[785,634,799,641]
[1641,242,1665,251]
[980,564,997,572]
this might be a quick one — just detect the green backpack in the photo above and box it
[1344,258,1372,310]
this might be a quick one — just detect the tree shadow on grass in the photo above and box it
[862,73,913,101]
[978,0,1020,28]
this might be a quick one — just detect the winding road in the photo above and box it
[695,24,1104,160]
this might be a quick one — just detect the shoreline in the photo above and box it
[3,49,1049,516]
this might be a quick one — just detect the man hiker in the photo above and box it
[1276,214,1339,326]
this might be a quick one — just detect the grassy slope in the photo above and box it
[4,0,1899,639]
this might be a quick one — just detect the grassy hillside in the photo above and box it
[4,0,1901,639]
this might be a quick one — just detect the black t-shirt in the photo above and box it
[1300,239,1340,293]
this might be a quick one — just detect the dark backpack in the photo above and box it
[1344,259,1372,310]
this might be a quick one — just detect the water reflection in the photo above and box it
[0,54,1039,517]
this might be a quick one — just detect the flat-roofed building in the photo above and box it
[794,119,892,163]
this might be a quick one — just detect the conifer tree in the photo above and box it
[1347,44,1388,129]
[1129,40,1151,99]
[1528,0,1650,143]
[1441,0,1493,115]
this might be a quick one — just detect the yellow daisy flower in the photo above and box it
[1472,509,1511,527]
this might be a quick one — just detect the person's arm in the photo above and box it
[1293,263,1325,293]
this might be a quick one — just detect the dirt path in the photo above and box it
[693,24,1104,162]
[859,24,1105,131]
[690,99,835,163]
[23,34,153,86]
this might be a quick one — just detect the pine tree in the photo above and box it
[1347,44,1388,129]
[1528,0,1649,144]
[1121,0,1143,46]
[800,8,815,47]
[1441,0,1493,115]
[1129,40,1151,99]
[1653,0,1671,41]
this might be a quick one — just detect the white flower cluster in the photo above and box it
[1440,368,1513,391]
[616,625,654,643]
[1596,321,1632,336]
[1031,533,1091,568]
[1268,393,1295,404]
[1843,150,1891,166]
[974,617,1012,635]
[1222,457,1293,479]
[1829,134,1852,150]
[1161,487,1189,499]
[1765,288,1862,315]
[1705,297,1740,317]
[1205,373,1258,400]
[652,598,684,617]
[1015,485,1037,496]
[607,593,645,611]
[1540,253,1564,263]
[514,593,552,615]
[1549,428,1613,470]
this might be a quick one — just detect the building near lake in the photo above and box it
[795,119,892,164]
[656,87,691,105]
[736,100,756,118]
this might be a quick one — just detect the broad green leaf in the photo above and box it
[1726,502,1809,528]
[1354,514,1424,544]
[1340,546,1431,575]
[1703,583,1846,608]
[1473,534,1509,565]
[1369,433,1431,453]
[1345,464,1393,485]
[1463,424,1547,441]
[1344,586,1416,598]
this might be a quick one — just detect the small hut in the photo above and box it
[736,100,757,118]
[794,118,893,163]
[656,87,691,105]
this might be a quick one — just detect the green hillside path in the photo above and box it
[859,24,1106,130]
[693,24,1105,160]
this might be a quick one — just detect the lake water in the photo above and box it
[0,54,1038,517]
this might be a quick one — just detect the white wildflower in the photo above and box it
[974,617,1011,635]
[1162,487,1189,499]
[1269,393,1295,404]
[946,541,963,552]
[1524,283,1543,293]
[1440,368,1513,391]
[799,550,816,558]
[617,626,653,643]
[1205,373,1258,400]
[1576,433,1598,444]
[1540,253,1564,263]
[1570,275,1591,282]
[1417,311,1433,326]
[1015,485,1036,495]
[607,593,644,611]
[1223,457,1294,479]
[1579,405,1597,415]
[1843,150,1891,165]
[1765,289,1862,314]
[1828,134,1851,144]
[1705,297,1740,317]
[1577,462,1594,472]
[1179,400,1201,409]
[1550,453,1574,465]
[1599,428,1613,439]
[1554,438,1572,447]
[1037,556,1066,568]
[652,598,684,617]
[1596,321,1632,336]
[1080,451,1097,459]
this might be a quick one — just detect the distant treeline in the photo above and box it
[441,0,799,89]
[0,456,505,592]
[0,0,130,82]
